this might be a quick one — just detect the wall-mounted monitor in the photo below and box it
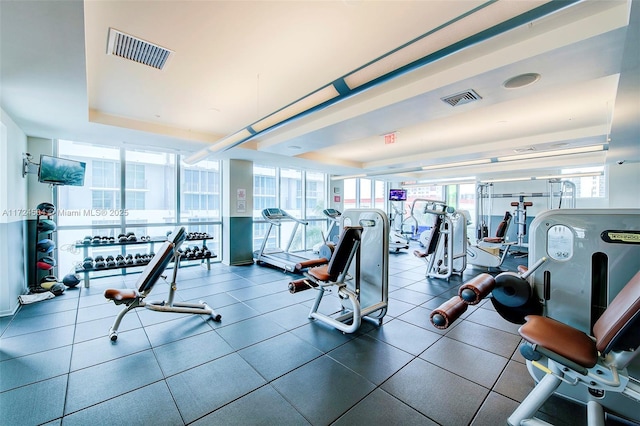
[389,188,407,201]
[38,155,86,186]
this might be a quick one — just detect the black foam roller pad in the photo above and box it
[458,273,495,305]
[430,296,468,329]
[493,272,532,308]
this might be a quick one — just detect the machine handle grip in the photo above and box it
[521,257,547,280]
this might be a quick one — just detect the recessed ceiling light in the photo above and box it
[288,145,301,150]
[503,73,541,89]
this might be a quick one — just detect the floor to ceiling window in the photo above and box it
[54,140,222,278]
[253,165,328,253]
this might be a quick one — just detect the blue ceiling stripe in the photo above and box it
[333,80,350,96]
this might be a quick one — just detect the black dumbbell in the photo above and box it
[83,257,94,269]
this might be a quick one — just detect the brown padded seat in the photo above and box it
[308,265,331,281]
[519,315,598,368]
[308,226,361,283]
[104,288,138,302]
[519,270,640,369]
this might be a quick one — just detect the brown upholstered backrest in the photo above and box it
[495,211,512,239]
[593,270,640,354]
[325,226,362,282]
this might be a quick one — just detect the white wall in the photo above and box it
[0,109,29,316]
[26,137,54,210]
[608,162,640,208]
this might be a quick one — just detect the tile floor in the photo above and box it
[0,248,632,425]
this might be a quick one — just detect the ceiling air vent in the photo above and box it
[441,89,482,107]
[107,28,172,70]
[514,147,536,153]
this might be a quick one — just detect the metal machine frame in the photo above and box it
[303,209,389,333]
[517,209,640,424]
[412,199,467,279]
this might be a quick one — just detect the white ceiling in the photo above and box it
[1,0,638,183]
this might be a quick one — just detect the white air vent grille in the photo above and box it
[107,28,172,70]
[514,147,536,153]
[441,89,482,107]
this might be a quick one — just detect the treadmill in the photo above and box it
[254,208,315,272]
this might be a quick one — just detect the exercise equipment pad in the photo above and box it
[430,296,467,329]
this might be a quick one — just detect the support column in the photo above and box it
[222,159,254,266]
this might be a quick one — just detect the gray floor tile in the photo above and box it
[389,287,433,305]
[271,355,376,425]
[238,331,322,381]
[0,324,74,361]
[216,315,286,350]
[207,301,261,329]
[14,296,79,318]
[191,385,311,425]
[73,312,142,343]
[65,350,164,414]
[242,291,300,314]
[447,319,522,358]
[2,310,77,338]
[328,334,413,385]
[143,313,213,347]
[166,353,266,424]
[153,329,234,377]
[70,327,151,371]
[384,298,418,318]
[0,375,67,426]
[382,358,489,426]
[466,307,521,334]
[62,381,183,426]
[366,318,440,355]
[420,336,509,388]
[333,388,438,426]
[493,360,536,403]
[0,345,72,392]
[261,303,315,330]
[290,321,356,353]
[471,391,520,426]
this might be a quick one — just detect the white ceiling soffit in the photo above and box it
[185,0,585,162]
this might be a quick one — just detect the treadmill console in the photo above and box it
[323,208,341,218]
[263,208,286,219]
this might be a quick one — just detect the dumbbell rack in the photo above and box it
[74,236,215,288]
[33,211,57,293]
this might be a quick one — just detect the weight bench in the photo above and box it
[508,270,640,425]
[103,227,221,341]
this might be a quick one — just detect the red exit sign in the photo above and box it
[384,132,397,145]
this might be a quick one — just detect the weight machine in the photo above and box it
[431,209,640,425]
[411,199,467,280]
[289,209,389,333]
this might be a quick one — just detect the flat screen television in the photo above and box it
[389,188,407,201]
[38,155,86,186]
